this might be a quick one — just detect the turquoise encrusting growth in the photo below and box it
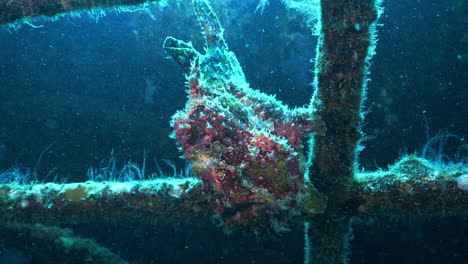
[0,178,207,223]
[0,0,168,25]
[354,156,468,216]
[166,0,326,233]
[457,174,468,191]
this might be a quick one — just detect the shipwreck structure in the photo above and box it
[0,0,466,263]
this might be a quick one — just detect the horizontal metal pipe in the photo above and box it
[0,0,161,25]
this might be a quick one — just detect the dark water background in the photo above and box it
[0,0,466,263]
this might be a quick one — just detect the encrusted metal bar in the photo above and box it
[309,0,381,214]
[305,216,352,264]
[0,0,162,25]
[353,157,468,217]
[1,0,467,263]
[0,222,128,263]
[304,0,382,262]
[0,178,212,224]
[1,160,465,226]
